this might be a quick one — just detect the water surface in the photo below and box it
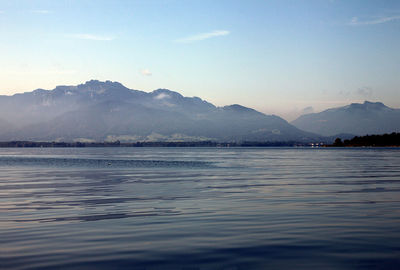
[1,147,400,269]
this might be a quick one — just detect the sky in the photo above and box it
[0,0,399,121]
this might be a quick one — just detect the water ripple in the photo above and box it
[1,147,400,269]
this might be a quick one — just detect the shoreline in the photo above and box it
[0,141,399,148]
[0,141,310,148]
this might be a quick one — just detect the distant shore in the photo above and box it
[1,133,399,148]
[0,141,315,148]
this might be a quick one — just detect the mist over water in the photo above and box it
[1,147,400,269]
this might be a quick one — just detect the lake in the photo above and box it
[1,147,400,269]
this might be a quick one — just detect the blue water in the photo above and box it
[1,147,400,269]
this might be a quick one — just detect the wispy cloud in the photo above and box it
[31,9,51,14]
[349,15,400,26]
[339,87,374,99]
[140,69,152,76]
[175,30,230,43]
[356,87,373,98]
[0,10,4,14]
[154,93,170,100]
[67,34,114,41]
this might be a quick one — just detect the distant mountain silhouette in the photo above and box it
[291,101,400,136]
[0,80,321,142]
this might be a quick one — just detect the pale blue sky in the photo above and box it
[0,0,399,120]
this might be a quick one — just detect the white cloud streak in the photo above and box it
[349,15,400,26]
[67,34,114,41]
[154,93,170,100]
[175,30,230,43]
[140,69,152,76]
[31,9,51,14]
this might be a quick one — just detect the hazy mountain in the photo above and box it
[0,118,14,133]
[291,101,400,136]
[0,80,321,142]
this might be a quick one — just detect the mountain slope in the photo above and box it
[0,118,15,134]
[291,101,400,136]
[0,80,321,142]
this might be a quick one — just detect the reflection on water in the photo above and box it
[1,147,400,269]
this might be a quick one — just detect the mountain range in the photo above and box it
[291,101,400,136]
[0,80,398,142]
[0,80,319,142]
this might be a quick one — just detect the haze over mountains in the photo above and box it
[291,101,400,137]
[0,80,398,142]
[0,80,319,142]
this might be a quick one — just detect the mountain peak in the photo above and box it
[68,80,130,96]
[79,80,125,88]
[347,101,388,111]
[84,79,101,85]
[363,100,386,107]
[222,104,264,116]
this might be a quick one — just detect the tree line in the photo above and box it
[333,132,400,147]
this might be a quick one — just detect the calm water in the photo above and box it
[1,147,400,270]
